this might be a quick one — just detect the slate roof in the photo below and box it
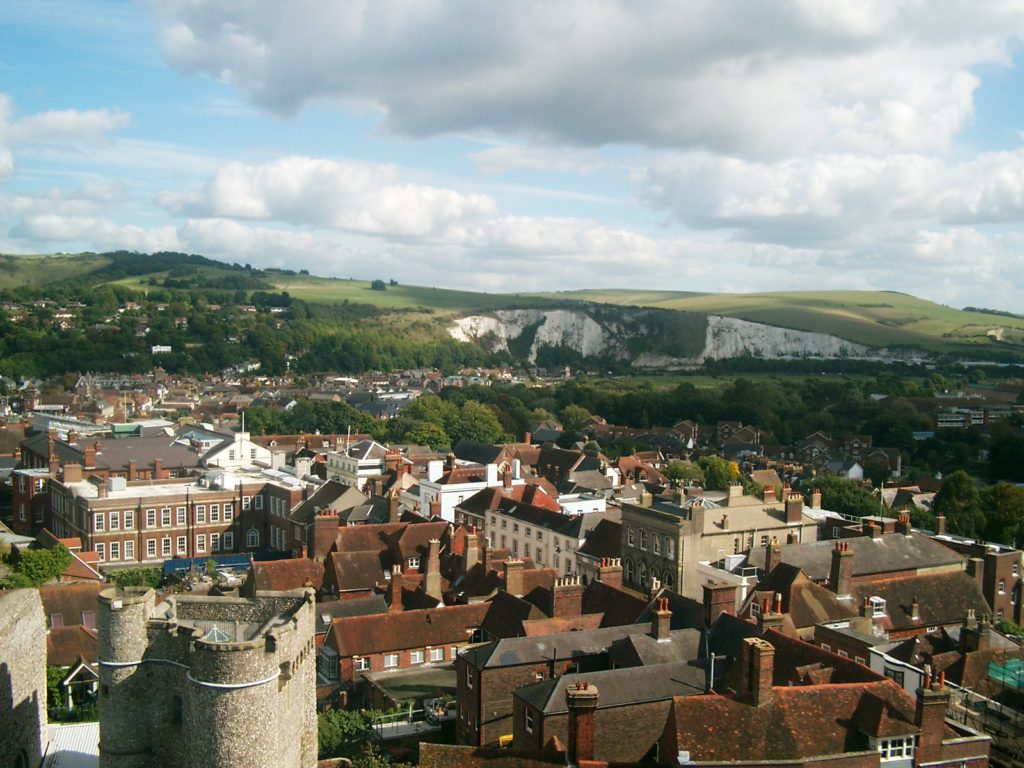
[751,531,965,581]
[315,595,389,635]
[608,627,703,668]
[850,571,990,633]
[480,591,546,639]
[515,661,704,714]
[577,519,621,560]
[453,440,505,466]
[462,624,641,670]
[750,563,859,630]
[581,579,648,627]
[289,481,367,525]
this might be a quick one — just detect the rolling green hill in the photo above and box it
[1,251,1022,359]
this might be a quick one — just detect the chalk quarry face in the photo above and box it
[448,308,906,366]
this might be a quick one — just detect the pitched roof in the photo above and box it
[753,531,965,581]
[577,519,621,559]
[850,571,990,633]
[47,625,98,666]
[326,602,489,657]
[38,582,103,627]
[667,679,916,761]
[245,558,324,592]
[581,579,648,627]
[462,624,641,670]
[324,550,386,593]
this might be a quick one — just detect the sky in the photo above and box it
[3,1,1024,311]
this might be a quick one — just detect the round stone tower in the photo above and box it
[185,635,281,768]
[97,587,157,768]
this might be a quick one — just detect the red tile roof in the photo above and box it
[326,602,489,657]
[47,625,98,666]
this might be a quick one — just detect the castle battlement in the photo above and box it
[97,586,317,768]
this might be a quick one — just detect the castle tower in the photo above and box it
[97,587,157,768]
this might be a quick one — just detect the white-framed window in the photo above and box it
[146,508,156,527]
[411,650,425,665]
[625,558,634,582]
[229,449,236,461]
[211,533,220,552]
[878,736,915,761]
[821,642,831,651]
[355,657,370,672]
[147,539,156,558]
[242,496,251,511]
[210,504,220,522]
[224,503,233,520]
[124,510,134,530]
[465,665,473,688]
[223,532,234,550]
[250,448,257,461]
[110,511,120,531]
[196,534,207,553]
[665,537,674,559]
[451,646,458,660]
[124,540,135,560]
[638,561,647,587]
[639,529,647,550]
[408,556,420,569]
[254,494,263,510]
[176,536,187,555]
[838,649,849,658]
[536,531,543,541]
[1000,579,1007,594]
[176,506,186,525]
[870,597,886,617]
[627,526,635,546]
[247,528,260,548]
[524,708,534,734]
[653,533,660,554]
[162,537,172,556]
[95,543,105,561]
[161,507,171,527]
[430,647,444,662]
[94,513,105,532]
[524,543,531,558]
[1014,562,1020,577]
[384,653,399,669]
[855,656,866,665]
[196,505,206,523]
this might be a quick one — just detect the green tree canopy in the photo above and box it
[811,475,880,518]
[933,470,984,537]
[982,482,1024,547]
[698,456,740,491]
[664,460,704,485]
[8,544,72,587]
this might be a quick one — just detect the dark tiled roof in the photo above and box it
[324,550,385,592]
[47,625,98,666]
[581,579,647,627]
[850,571,990,632]
[481,591,545,639]
[577,519,621,559]
[315,596,388,634]
[608,628,702,667]
[756,532,964,582]
[326,602,489,656]
[462,624,640,670]
[38,582,103,627]
[515,661,704,714]
[246,558,323,592]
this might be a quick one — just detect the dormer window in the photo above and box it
[870,596,886,617]
[408,556,421,569]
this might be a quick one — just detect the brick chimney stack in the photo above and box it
[388,492,401,524]
[504,558,525,597]
[596,557,623,588]
[463,529,480,574]
[765,538,781,575]
[810,487,822,509]
[702,582,736,627]
[503,470,512,490]
[566,682,599,765]
[896,510,912,536]
[915,671,950,765]
[153,457,163,479]
[83,442,97,470]
[67,429,78,446]
[652,596,672,641]
[785,492,804,524]
[428,499,441,518]
[758,594,786,633]
[829,541,854,599]
[524,431,532,445]
[425,538,442,601]
[741,637,775,707]
[552,576,584,619]
[128,460,137,481]
[762,485,775,502]
[935,513,947,535]
[63,463,83,484]
[388,565,403,612]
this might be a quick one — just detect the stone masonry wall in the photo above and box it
[0,589,48,768]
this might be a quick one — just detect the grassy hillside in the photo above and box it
[540,288,1024,352]
[2,251,1022,357]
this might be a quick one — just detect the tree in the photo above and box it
[664,460,704,485]
[812,475,880,518]
[12,544,72,586]
[933,470,984,537]
[561,404,592,432]
[402,421,452,452]
[110,567,163,589]
[318,709,375,758]
[698,456,740,491]
[370,280,386,291]
[449,401,505,445]
[982,483,1024,547]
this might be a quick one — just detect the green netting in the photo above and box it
[988,659,1024,689]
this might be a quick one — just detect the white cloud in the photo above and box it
[470,144,607,175]
[160,156,498,238]
[151,0,1024,157]
[641,148,1024,247]
[10,214,180,252]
